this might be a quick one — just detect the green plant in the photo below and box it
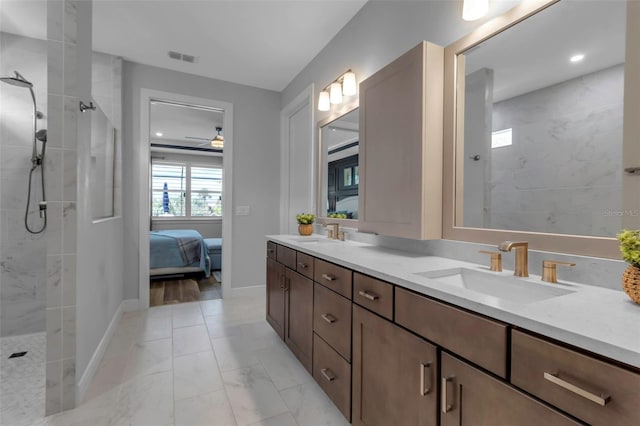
[328,213,347,219]
[296,213,315,225]
[617,229,640,268]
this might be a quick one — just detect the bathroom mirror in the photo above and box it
[443,0,638,258]
[317,104,359,224]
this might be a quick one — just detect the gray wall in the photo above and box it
[490,65,624,237]
[122,62,281,298]
[282,0,518,109]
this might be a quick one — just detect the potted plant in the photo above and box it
[296,213,315,236]
[617,229,640,304]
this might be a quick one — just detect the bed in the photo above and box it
[149,229,210,277]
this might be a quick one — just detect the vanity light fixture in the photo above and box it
[318,90,331,111]
[570,53,585,63]
[317,69,358,111]
[462,0,489,21]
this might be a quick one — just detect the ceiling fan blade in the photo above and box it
[184,136,210,141]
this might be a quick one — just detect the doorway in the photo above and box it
[139,90,233,308]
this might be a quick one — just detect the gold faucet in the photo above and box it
[498,241,529,277]
[542,260,575,283]
[326,223,340,240]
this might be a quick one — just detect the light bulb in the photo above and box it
[342,71,357,96]
[329,82,343,105]
[462,0,488,21]
[318,90,330,111]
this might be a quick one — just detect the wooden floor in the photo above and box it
[150,273,222,307]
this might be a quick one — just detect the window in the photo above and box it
[151,162,222,218]
[491,128,513,148]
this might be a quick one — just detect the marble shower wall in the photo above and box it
[490,64,624,237]
[0,32,48,337]
[45,0,79,414]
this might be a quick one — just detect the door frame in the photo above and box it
[138,88,234,308]
[279,84,315,233]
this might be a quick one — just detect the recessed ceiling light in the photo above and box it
[570,54,585,63]
[155,132,163,137]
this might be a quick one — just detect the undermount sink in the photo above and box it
[414,268,575,304]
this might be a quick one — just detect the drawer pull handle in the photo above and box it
[543,372,610,406]
[279,275,286,289]
[321,273,336,282]
[267,249,274,254]
[441,376,453,413]
[420,362,432,396]
[320,368,335,382]
[358,290,379,301]
[298,262,308,269]
[321,313,336,324]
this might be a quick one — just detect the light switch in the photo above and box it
[235,205,250,216]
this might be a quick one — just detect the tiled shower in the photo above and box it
[0,0,79,422]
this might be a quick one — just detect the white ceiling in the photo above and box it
[92,0,368,91]
[148,101,224,151]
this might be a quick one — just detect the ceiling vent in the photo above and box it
[168,51,197,64]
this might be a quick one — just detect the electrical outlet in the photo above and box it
[235,205,250,216]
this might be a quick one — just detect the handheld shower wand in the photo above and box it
[0,71,47,233]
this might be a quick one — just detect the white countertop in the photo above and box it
[267,234,640,369]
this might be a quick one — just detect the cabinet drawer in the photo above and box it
[313,333,351,421]
[395,287,508,378]
[266,241,276,259]
[441,353,580,426]
[313,283,352,361]
[296,252,314,279]
[511,330,640,426]
[314,259,352,299]
[353,273,393,320]
[276,244,296,270]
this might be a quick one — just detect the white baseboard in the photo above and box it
[228,285,264,299]
[76,298,139,403]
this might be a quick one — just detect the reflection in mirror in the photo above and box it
[319,108,359,219]
[459,0,626,238]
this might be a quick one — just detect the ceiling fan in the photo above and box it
[184,126,224,149]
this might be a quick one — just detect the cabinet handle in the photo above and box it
[320,368,335,382]
[441,376,453,413]
[279,275,285,289]
[543,372,610,406]
[321,273,336,282]
[358,290,379,301]
[419,362,432,395]
[267,249,274,254]
[297,262,308,269]
[321,313,336,324]
[284,277,290,292]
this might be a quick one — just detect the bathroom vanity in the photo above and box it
[265,236,640,426]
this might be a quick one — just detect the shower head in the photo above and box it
[0,71,33,88]
[36,129,47,143]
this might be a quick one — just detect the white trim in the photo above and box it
[280,84,315,234]
[76,298,139,403]
[139,89,234,307]
[229,285,265,299]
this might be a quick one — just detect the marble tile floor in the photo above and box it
[26,292,349,426]
[0,332,46,426]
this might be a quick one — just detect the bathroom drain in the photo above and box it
[8,351,27,359]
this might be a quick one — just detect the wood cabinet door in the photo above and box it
[266,257,285,340]
[358,41,443,240]
[284,269,313,373]
[352,305,438,426]
[440,353,580,426]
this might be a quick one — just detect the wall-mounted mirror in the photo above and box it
[317,105,359,222]
[444,0,638,258]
